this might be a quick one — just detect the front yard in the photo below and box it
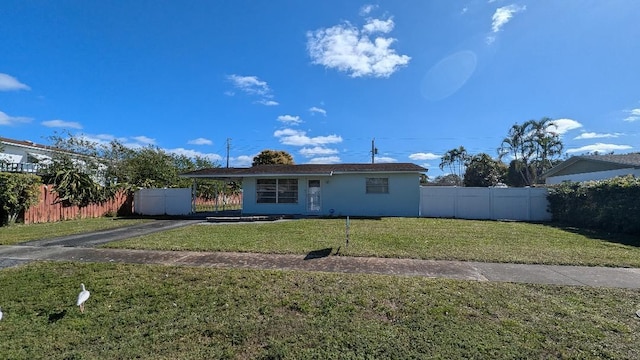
[103,218,640,267]
[2,217,640,358]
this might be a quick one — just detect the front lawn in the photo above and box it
[0,262,638,359]
[104,218,640,267]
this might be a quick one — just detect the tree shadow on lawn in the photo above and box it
[546,222,640,248]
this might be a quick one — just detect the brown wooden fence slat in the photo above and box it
[22,185,133,224]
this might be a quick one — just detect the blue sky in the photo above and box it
[1,0,639,176]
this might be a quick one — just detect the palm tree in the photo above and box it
[439,146,470,185]
[529,117,563,179]
[498,118,565,186]
[498,123,535,186]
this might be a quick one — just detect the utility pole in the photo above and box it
[226,138,231,168]
[371,138,378,164]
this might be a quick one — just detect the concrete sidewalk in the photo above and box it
[2,244,640,289]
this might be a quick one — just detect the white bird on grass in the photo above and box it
[77,283,90,313]
[0,306,3,321]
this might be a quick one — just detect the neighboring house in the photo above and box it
[0,136,55,173]
[543,153,640,185]
[182,163,427,217]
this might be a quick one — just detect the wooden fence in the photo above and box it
[22,185,133,224]
[194,193,242,212]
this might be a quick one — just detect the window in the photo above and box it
[366,177,389,194]
[256,179,277,203]
[257,179,298,203]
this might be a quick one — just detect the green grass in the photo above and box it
[0,261,638,359]
[104,218,640,267]
[0,217,151,245]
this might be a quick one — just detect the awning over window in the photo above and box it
[0,154,23,163]
[28,152,52,164]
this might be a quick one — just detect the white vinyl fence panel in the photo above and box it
[134,188,193,216]
[419,187,551,221]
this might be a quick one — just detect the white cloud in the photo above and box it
[624,108,640,122]
[277,115,302,125]
[573,132,621,140]
[307,156,341,164]
[75,134,116,146]
[409,152,440,161]
[132,136,156,145]
[74,133,156,150]
[0,111,32,125]
[227,74,272,96]
[359,4,378,16]
[0,73,30,91]
[41,119,82,129]
[274,128,343,146]
[491,4,526,33]
[307,17,411,78]
[566,143,633,154]
[188,137,213,145]
[551,118,582,134]
[300,146,339,157]
[256,99,279,106]
[362,18,395,34]
[375,156,398,163]
[167,148,223,162]
[233,155,254,167]
[309,106,327,116]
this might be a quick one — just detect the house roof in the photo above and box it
[181,163,427,178]
[543,153,640,178]
[0,136,55,152]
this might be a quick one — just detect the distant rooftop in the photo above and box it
[577,153,640,167]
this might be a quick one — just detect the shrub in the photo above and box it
[0,173,42,226]
[547,175,640,234]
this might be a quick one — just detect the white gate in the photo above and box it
[419,187,551,221]
[134,188,193,216]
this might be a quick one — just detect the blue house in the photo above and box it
[182,163,427,217]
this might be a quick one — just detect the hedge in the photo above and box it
[547,175,640,235]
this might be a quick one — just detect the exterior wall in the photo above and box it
[545,168,640,185]
[242,172,421,217]
[419,186,551,221]
[0,141,53,173]
[323,173,420,217]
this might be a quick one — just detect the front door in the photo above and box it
[307,180,321,212]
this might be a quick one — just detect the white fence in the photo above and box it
[134,188,193,216]
[419,186,551,221]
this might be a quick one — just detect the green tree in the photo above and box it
[0,173,41,225]
[463,153,507,187]
[505,159,530,187]
[439,146,470,186]
[40,132,118,207]
[252,150,294,166]
[529,117,563,180]
[498,122,533,185]
[115,145,185,188]
[429,174,462,186]
[498,117,564,186]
